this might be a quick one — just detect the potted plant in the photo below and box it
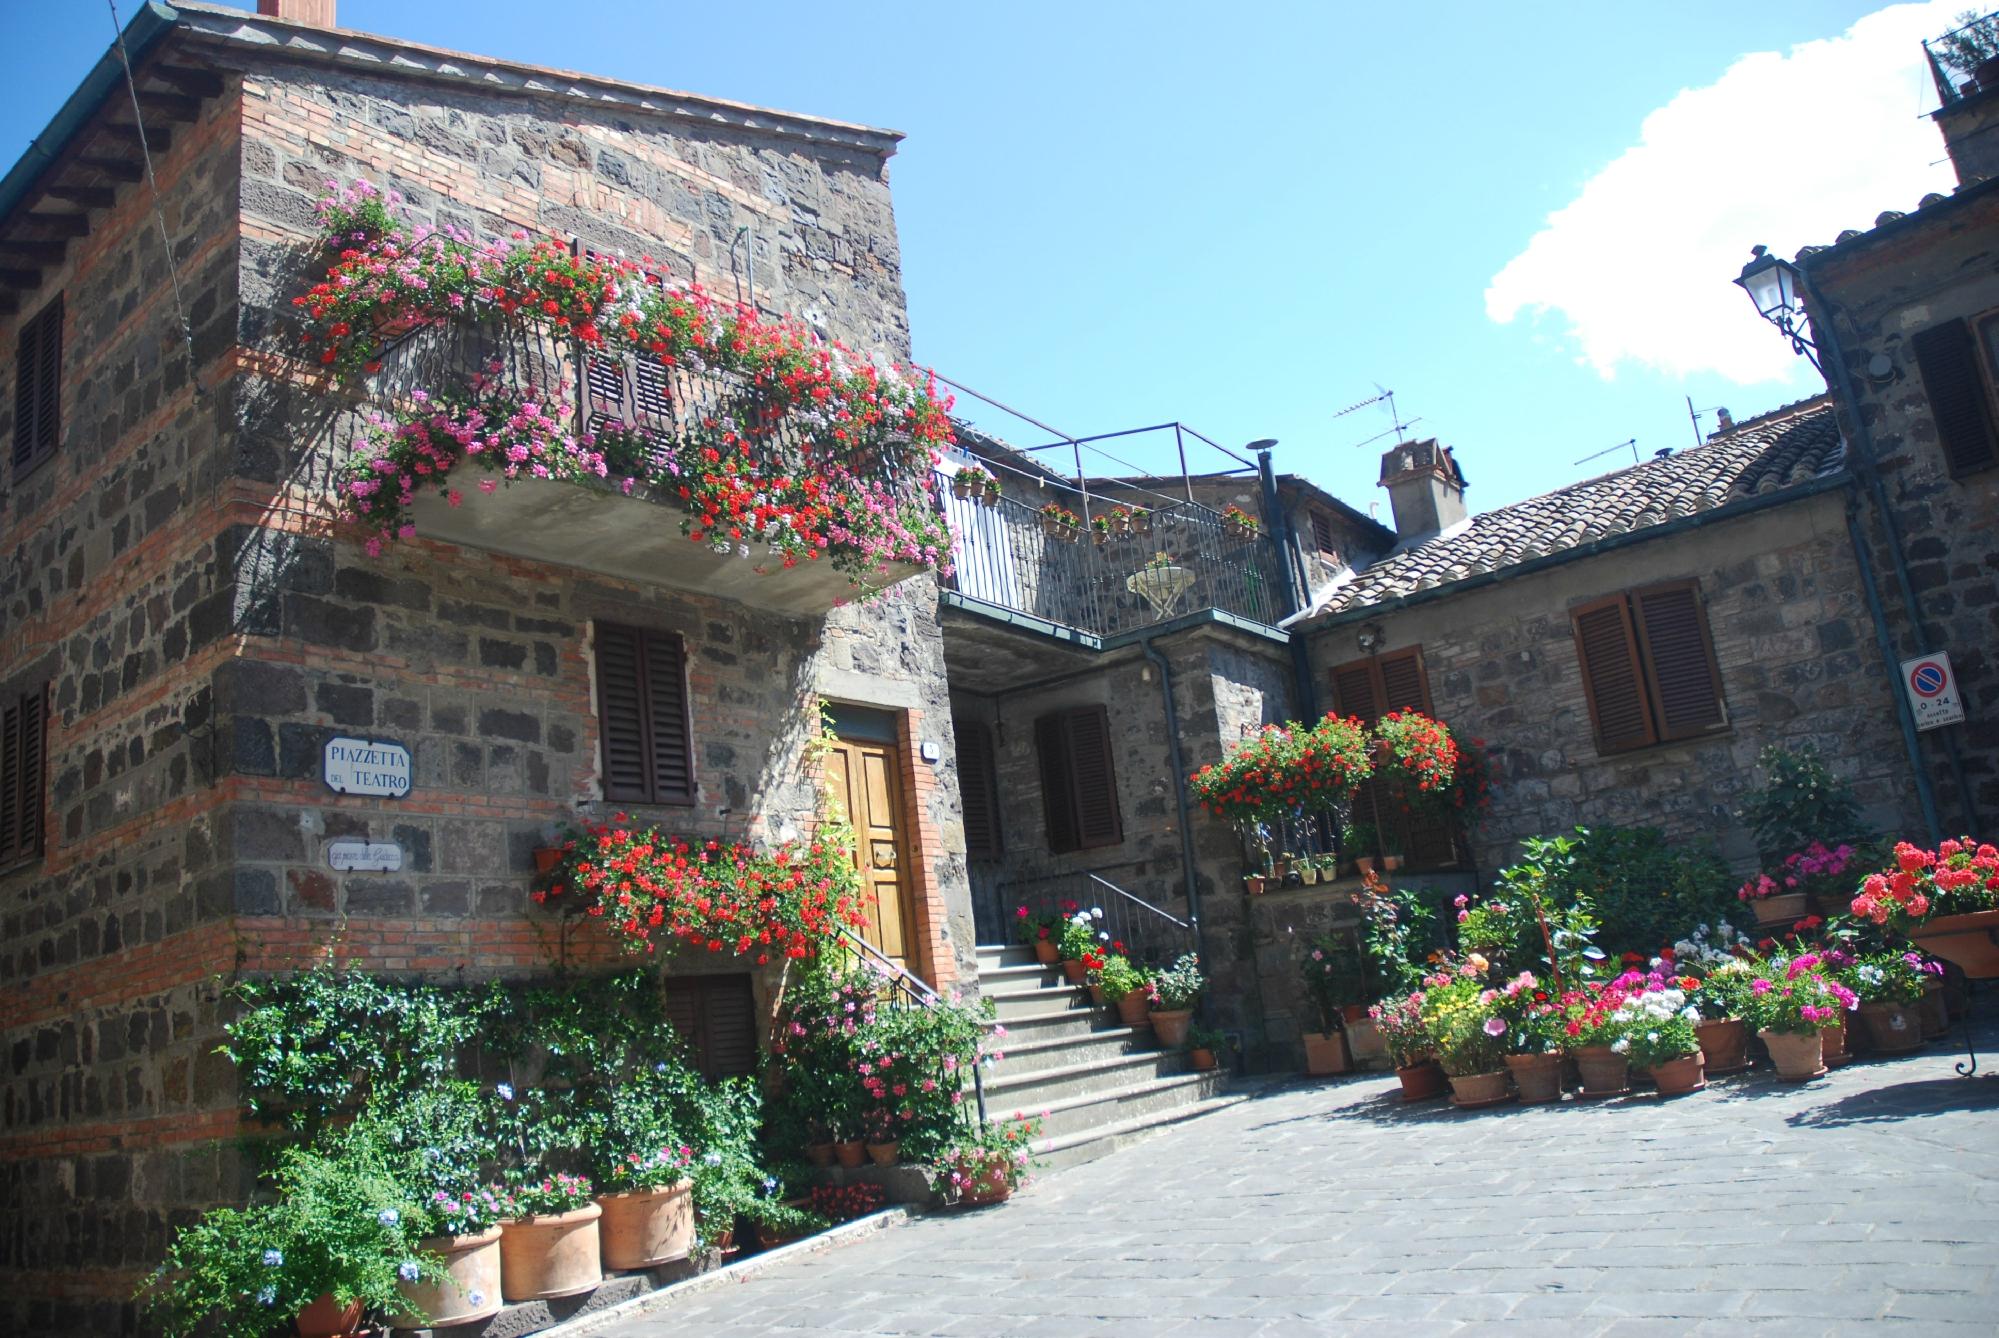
[1379,826,1406,874]
[1848,950,1932,1054]
[1099,955,1157,1029]
[1370,992,1444,1100]
[1221,503,1259,540]
[1130,505,1153,535]
[497,1172,603,1302]
[1424,977,1513,1108]
[1039,500,1079,540]
[1343,820,1378,876]
[1934,10,1999,91]
[1743,957,1855,1082]
[1106,504,1132,536]
[862,1105,902,1166]
[1562,988,1632,1098]
[1493,976,1565,1104]
[1013,904,1065,964]
[592,1140,696,1272]
[1852,837,1999,977]
[1080,944,1111,1004]
[952,464,990,500]
[1186,1023,1225,1072]
[1737,871,1809,929]
[1057,908,1105,982]
[1149,952,1204,1046]
[138,1134,437,1338]
[982,472,1003,507]
[1688,959,1756,1075]
[1624,1008,1705,1097]
[1301,932,1370,1074]
[927,1115,1042,1207]
[366,1083,506,1330]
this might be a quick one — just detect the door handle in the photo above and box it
[871,841,897,868]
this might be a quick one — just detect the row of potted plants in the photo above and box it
[1015,905,1212,1058]
[951,465,1004,506]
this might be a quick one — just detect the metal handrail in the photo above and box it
[988,869,1197,968]
[831,926,988,1127]
[1085,871,1195,932]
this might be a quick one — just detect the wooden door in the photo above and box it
[824,735,915,974]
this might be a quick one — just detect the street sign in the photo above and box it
[328,840,403,872]
[1899,653,1965,732]
[323,736,413,797]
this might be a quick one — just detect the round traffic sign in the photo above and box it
[1910,661,1948,698]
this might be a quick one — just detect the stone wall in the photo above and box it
[1805,195,1999,830]
[1303,490,1928,877]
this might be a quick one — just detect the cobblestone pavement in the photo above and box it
[602,1022,1999,1336]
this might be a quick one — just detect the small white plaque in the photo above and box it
[328,840,403,872]
[323,736,413,797]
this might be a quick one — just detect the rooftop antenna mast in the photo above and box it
[1685,395,1729,445]
[1335,385,1421,449]
[1573,438,1639,468]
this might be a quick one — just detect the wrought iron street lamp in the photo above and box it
[1734,244,1821,370]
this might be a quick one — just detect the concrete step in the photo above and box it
[986,983,1094,1024]
[982,1047,1188,1108]
[997,1069,1225,1141]
[978,961,1069,991]
[1032,1081,1254,1174]
[987,1005,1122,1044]
[985,1024,1149,1076]
[976,942,1039,972]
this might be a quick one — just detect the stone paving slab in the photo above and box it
[596,1018,1999,1336]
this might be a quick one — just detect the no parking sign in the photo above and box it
[1899,653,1965,731]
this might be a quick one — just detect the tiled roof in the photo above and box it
[1299,398,1846,620]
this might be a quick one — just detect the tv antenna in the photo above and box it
[1574,438,1639,468]
[1337,384,1419,448]
[1685,395,1730,445]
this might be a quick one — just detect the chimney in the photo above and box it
[258,0,338,25]
[1932,93,1999,186]
[1377,439,1468,541]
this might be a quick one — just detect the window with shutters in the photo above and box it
[1328,647,1456,868]
[593,622,695,806]
[1571,581,1726,755]
[1033,705,1123,854]
[12,295,62,480]
[1309,510,1340,560]
[0,684,49,867]
[954,719,1003,861]
[663,973,760,1080]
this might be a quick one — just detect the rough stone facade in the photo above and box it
[0,17,970,1334]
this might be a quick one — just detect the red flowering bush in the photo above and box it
[1851,836,1999,929]
[536,815,865,961]
[809,1182,887,1223]
[1372,709,1460,800]
[1187,713,1373,826]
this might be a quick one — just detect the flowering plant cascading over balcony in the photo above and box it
[293,179,955,595]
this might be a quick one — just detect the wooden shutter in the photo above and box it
[1310,511,1338,556]
[1631,582,1726,740]
[12,296,61,478]
[1035,706,1122,854]
[0,686,47,864]
[594,622,695,805]
[955,720,1003,860]
[1913,319,1998,477]
[1571,595,1658,754]
[1329,647,1429,723]
[1035,713,1081,854]
[1330,659,1384,724]
[663,974,759,1080]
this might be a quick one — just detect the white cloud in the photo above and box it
[1486,2,1961,385]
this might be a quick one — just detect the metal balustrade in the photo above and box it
[986,869,1198,970]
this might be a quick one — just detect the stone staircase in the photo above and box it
[974,943,1238,1172]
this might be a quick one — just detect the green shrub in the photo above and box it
[1537,826,1732,959]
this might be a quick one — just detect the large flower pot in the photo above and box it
[1758,1028,1826,1083]
[1903,904,1999,976]
[1752,891,1809,928]
[1032,939,1059,965]
[499,1203,603,1301]
[1114,992,1153,1028]
[1395,1058,1447,1101]
[1820,1017,1852,1068]
[1694,1017,1750,1074]
[1151,1008,1194,1047]
[1571,1045,1630,1097]
[1649,1051,1706,1097]
[1856,1000,1925,1054]
[865,1141,900,1166]
[833,1140,867,1169]
[1921,978,1951,1037]
[1505,1052,1564,1104]
[393,1226,503,1329]
[295,1294,365,1338]
[1302,1030,1350,1076]
[1345,1016,1387,1064]
[597,1181,695,1271]
[960,1157,1014,1206]
[1447,1069,1512,1109]
[1061,959,1089,983]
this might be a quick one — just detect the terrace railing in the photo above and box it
[1925,10,1999,107]
[986,869,1198,970]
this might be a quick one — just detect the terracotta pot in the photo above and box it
[1339,1003,1370,1023]
[392,1226,502,1329]
[708,1225,737,1255]
[1302,1030,1350,1076]
[532,846,565,873]
[1856,1000,1925,1054]
[1244,876,1267,895]
[1752,891,1809,928]
[1353,856,1379,878]
[1381,855,1405,872]
[1114,991,1153,1028]
[1758,1028,1826,1082]
[1087,983,1106,1005]
[1151,1008,1194,1047]
[1820,1016,1852,1068]
[865,1141,900,1166]
[1345,1016,1387,1063]
[597,1180,694,1271]
[833,1139,866,1169]
[294,1294,365,1338]
[1505,1051,1564,1104]
[1189,1047,1217,1072]
[1571,1045,1630,1097]
[1395,1058,1447,1101]
[1649,1051,1706,1097]
[982,484,1002,508]
[1132,511,1152,534]
[1921,977,1951,1037]
[1061,958,1089,983]
[1041,517,1066,538]
[1448,1069,1512,1109]
[498,1203,603,1301]
[952,478,976,499]
[1694,1017,1750,1074]
[1032,939,1059,965]
[960,1157,1014,1206]
[804,1142,836,1168]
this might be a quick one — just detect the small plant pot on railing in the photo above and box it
[392,1226,503,1329]
[982,480,1003,508]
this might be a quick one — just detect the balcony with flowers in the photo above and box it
[294,180,955,615]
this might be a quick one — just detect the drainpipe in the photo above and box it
[1257,448,1319,720]
[1846,492,1944,844]
[1800,269,1978,833]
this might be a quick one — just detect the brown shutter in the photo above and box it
[1631,582,1726,740]
[1065,705,1123,849]
[1572,595,1658,754]
[0,687,45,863]
[1376,647,1433,715]
[955,720,1003,860]
[1310,511,1337,556]
[1035,712,1081,854]
[665,975,759,1081]
[13,296,61,477]
[0,695,20,864]
[1913,319,1998,476]
[1329,658,1384,724]
[595,622,695,805]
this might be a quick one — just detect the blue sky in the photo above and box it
[4,1,1959,515]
